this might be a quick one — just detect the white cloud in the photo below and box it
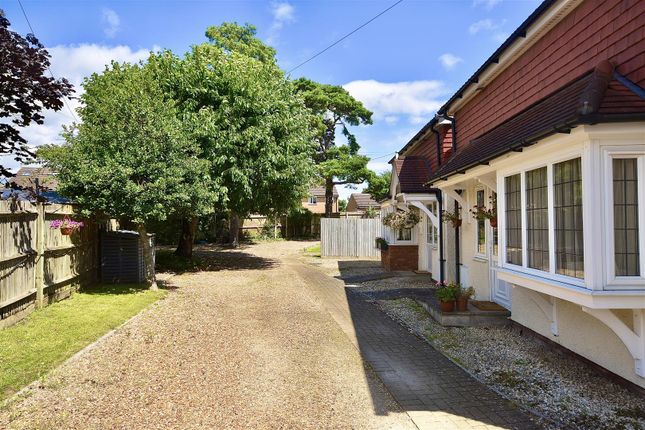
[0,44,157,172]
[469,19,497,34]
[439,53,463,70]
[384,115,399,125]
[473,0,503,10]
[102,8,120,38]
[267,2,295,45]
[343,80,449,125]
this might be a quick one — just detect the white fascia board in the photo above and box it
[499,268,645,309]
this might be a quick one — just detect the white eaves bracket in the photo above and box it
[525,289,559,336]
[408,201,439,229]
[582,308,645,378]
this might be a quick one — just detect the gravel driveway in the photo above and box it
[0,241,414,430]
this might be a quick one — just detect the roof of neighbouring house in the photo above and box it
[309,186,339,198]
[429,61,645,183]
[8,167,58,190]
[393,156,432,194]
[348,193,380,210]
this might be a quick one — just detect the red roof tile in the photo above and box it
[394,157,431,193]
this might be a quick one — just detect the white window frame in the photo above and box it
[474,186,488,260]
[308,195,317,205]
[427,201,439,249]
[603,148,645,289]
[498,154,586,288]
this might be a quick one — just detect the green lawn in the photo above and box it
[0,284,166,401]
[304,243,321,257]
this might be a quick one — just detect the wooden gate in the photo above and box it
[320,218,382,258]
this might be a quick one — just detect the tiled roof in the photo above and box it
[394,156,432,194]
[430,61,645,183]
[8,167,58,190]
[309,185,339,198]
[349,193,380,210]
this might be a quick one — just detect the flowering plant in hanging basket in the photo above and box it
[50,218,84,235]
[442,210,462,228]
[470,194,498,227]
[382,210,420,230]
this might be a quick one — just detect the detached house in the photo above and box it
[382,0,645,388]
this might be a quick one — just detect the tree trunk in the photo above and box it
[175,216,197,258]
[324,177,334,218]
[137,223,158,291]
[229,212,241,248]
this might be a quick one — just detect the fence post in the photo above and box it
[34,202,45,308]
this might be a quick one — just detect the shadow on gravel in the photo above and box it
[155,246,277,274]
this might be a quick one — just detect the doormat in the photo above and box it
[470,300,507,312]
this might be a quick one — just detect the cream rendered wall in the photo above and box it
[512,287,644,388]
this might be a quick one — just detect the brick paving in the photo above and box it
[292,260,542,430]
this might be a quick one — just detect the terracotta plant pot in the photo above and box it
[439,300,454,313]
[451,219,462,228]
[490,218,498,228]
[456,297,468,312]
[60,227,74,235]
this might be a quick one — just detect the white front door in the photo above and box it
[489,217,511,308]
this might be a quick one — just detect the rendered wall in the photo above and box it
[511,287,644,389]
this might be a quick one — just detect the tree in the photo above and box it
[294,78,373,217]
[39,62,219,286]
[205,22,276,63]
[338,199,348,212]
[148,24,315,249]
[365,170,391,202]
[0,10,73,177]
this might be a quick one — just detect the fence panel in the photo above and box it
[0,202,98,328]
[320,218,382,258]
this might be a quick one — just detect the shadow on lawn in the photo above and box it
[80,283,168,295]
[155,245,277,274]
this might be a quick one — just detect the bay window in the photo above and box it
[613,158,640,276]
[502,157,584,282]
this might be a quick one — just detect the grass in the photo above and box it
[304,243,321,257]
[0,284,166,401]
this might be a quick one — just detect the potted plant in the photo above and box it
[435,282,459,313]
[50,217,84,235]
[442,210,462,228]
[470,195,498,227]
[382,209,420,230]
[456,286,475,312]
[375,237,389,250]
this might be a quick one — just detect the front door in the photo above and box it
[489,211,511,308]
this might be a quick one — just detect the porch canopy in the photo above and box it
[390,156,438,226]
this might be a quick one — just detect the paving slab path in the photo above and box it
[0,242,540,429]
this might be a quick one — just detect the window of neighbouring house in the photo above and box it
[308,195,317,204]
[526,167,549,271]
[613,158,640,277]
[476,189,486,256]
[397,228,412,241]
[554,158,584,279]
[505,174,522,265]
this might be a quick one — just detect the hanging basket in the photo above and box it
[61,227,74,235]
[451,219,462,228]
[490,218,498,228]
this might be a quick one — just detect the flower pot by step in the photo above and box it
[439,300,454,313]
[456,297,468,312]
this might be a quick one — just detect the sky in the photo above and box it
[2,0,541,199]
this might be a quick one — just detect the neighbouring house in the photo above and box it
[381,0,645,388]
[303,186,339,214]
[346,193,380,215]
[8,166,58,190]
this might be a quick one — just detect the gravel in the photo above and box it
[0,241,414,430]
[378,298,645,430]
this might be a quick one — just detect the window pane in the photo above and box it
[505,174,522,265]
[526,167,549,271]
[476,190,486,254]
[492,192,498,256]
[554,158,584,278]
[613,158,640,276]
[397,228,412,241]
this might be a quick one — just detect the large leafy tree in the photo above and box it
[365,170,391,202]
[39,62,219,285]
[149,23,315,249]
[294,78,373,217]
[0,10,73,177]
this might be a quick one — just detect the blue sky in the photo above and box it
[2,0,540,198]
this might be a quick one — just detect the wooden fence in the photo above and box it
[320,218,382,258]
[0,201,98,328]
